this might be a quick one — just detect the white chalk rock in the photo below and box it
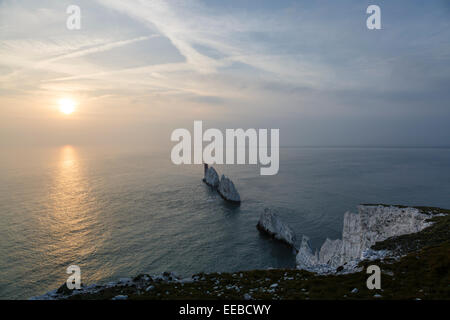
[296,205,436,273]
[318,238,343,266]
[218,175,241,203]
[257,208,296,247]
[295,236,318,269]
[203,166,219,188]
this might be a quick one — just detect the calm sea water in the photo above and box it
[1,146,449,299]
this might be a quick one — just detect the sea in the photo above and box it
[1,146,450,299]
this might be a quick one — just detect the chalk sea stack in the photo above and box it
[203,164,219,188]
[202,164,241,204]
[257,208,297,248]
[218,175,241,203]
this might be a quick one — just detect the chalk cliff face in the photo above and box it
[257,208,297,248]
[218,175,241,203]
[296,205,434,273]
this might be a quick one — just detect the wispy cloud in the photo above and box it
[1,0,449,146]
[41,35,158,64]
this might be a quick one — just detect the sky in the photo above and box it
[0,0,449,148]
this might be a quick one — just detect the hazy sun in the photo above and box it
[59,99,76,115]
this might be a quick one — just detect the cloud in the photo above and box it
[1,0,450,146]
[41,35,158,63]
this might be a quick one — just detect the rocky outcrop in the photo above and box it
[318,238,343,267]
[202,164,241,204]
[31,272,182,300]
[203,164,219,188]
[257,208,296,248]
[218,175,241,203]
[295,236,317,267]
[296,205,436,273]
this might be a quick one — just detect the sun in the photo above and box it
[59,99,76,115]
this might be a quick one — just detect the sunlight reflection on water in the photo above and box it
[1,146,450,299]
